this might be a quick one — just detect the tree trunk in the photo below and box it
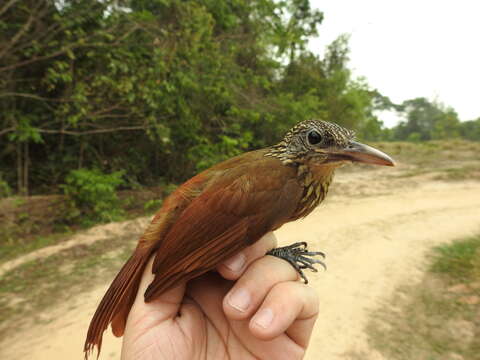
[23,141,29,196]
[16,141,22,194]
[78,140,85,168]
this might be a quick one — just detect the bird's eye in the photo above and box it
[307,130,322,145]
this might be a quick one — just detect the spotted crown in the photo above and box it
[283,120,355,149]
[265,120,355,164]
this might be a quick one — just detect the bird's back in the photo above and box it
[85,148,304,357]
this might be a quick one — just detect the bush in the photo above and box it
[406,132,422,142]
[0,173,11,198]
[62,169,125,226]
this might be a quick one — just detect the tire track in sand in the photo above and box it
[2,180,480,360]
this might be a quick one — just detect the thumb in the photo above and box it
[121,257,188,360]
[127,256,187,329]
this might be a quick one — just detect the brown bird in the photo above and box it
[84,119,394,358]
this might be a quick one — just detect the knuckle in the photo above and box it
[298,283,319,317]
[250,232,277,256]
[221,252,246,273]
[275,281,318,306]
[266,232,278,249]
[307,285,319,309]
[249,256,297,284]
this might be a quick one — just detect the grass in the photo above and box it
[430,236,480,281]
[371,140,480,182]
[434,165,480,181]
[0,232,136,338]
[373,140,480,166]
[373,140,480,174]
[0,186,166,265]
[0,184,169,336]
[1,140,479,266]
[0,232,72,265]
[367,235,480,360]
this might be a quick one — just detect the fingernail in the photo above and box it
[223,253,246,272]
[253,308,274,328]
[228,288,250,312]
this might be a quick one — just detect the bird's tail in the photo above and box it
[83,247,151,359]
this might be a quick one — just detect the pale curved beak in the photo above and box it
[341,141,395,166]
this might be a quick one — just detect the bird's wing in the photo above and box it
[144,160,302,300]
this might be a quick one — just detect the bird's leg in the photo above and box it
[266,242,326,284]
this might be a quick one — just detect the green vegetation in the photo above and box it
[0,173,11,198]
[368,235,480,360]
[62,168,125,226]
[1,0,479,235]
[365,140,480,183]
[380,97,480,142]
[143,198,163,213]
[0,232,70,265]
[430,236,480,282]
[0,185,164,265]
[0,0,397,198]
[374,140,480,166]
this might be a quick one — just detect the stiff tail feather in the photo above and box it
[83,248,150,359]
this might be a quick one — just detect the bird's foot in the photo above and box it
[266,242,326,284]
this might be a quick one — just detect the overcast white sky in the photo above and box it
[308,0,480,127]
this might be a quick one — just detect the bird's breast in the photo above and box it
[290,164,334,220]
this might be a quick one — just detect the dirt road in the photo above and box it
[2,171,480,360]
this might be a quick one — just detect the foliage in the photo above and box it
[0,173,11,198]
[62,169,125,226]
[383,97,480,142]
[143,199,163,213]
[0,0,384,198]
[459,118,480,141]
[0,1,478,200]
[6,1,476,199]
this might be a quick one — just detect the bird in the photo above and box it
[84,119,394,358]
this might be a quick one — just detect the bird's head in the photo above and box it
[275,119,395,167]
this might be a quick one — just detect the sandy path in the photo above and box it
[2,179,480,360]
[0,217,150,278]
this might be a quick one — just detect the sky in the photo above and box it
[308,0,480,127]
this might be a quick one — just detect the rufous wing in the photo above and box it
[144,162,302,301]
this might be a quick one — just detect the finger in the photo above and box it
[223,255,298,320]
[128,256,186,327]
[184,272,232,327]
[249,281,319,347]
[217,232,277,280]
[122,258,201,360]
[134,256,155,303]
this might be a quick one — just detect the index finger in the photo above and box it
[216,232,277,280]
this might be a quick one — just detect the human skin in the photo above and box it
[121,232,319,360]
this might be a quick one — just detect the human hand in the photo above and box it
[121,232,319,360]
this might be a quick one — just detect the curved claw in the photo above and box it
[266,242,327,283]
[302,251,326,258]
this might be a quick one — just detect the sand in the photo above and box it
[2,172,480,360]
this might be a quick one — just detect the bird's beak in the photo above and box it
[330,141,395,166]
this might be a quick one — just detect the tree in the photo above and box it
[0,0,383,196]
[459,118,480,141]
[432,108,461,140]
[392,98,461,141]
